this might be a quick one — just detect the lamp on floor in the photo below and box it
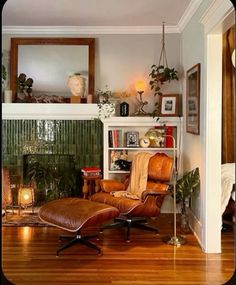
[160,134,186,246]
[18,185,34,214]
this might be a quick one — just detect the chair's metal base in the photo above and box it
[100,216,159,242]
[162,235,186,246]
[56,232,101,256]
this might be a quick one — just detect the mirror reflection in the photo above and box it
[10,38,95,103]
[18,45,89,97]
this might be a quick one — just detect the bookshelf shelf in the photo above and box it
[101,117,183,180]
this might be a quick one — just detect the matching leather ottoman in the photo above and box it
[38,197,119,256]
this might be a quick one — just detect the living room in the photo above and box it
[2,0,235,284]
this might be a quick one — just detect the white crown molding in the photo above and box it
[2,25,180,35]
[200,0,234,33]
[178,0,204,32]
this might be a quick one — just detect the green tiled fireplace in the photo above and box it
[2,119,103,204]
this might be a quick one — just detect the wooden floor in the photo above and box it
[2,214,235,285]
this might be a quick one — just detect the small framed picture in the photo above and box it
[160,94,179,116]
[186,63,200,135]
[126,131,139,147]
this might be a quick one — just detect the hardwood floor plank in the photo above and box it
[2,215,235,285]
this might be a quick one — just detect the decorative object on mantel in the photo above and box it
[149,22,178,117]
[4,89,12,103]
[120,102,129,116]
[17,73,34,99]
[133,80,148,116]
[67,73,86,104]
[97,85,115,119]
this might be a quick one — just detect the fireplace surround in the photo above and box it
[2,112,103,206]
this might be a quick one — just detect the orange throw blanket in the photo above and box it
[112,152,153,199]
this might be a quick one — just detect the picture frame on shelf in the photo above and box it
[110,150,129,171]
[126,131,139,147]
[160,94,179,116]
[186,63,200,135]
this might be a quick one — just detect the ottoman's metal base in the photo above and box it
[57,231,101,256]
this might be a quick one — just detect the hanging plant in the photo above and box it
[149,23,179,116]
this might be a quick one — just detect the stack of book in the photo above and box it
[81,167,101,176]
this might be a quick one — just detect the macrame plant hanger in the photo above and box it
[158,22,168,68]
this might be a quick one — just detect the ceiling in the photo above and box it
[2,0,203,33]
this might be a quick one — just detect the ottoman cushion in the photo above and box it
[38,197,119,232]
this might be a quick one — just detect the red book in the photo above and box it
[165,126,174,148]
[81,167,101,173]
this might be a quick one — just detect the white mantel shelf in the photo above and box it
[2,103,183,125]
[2,103,99,120]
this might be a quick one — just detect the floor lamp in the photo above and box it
[162,134,186,246]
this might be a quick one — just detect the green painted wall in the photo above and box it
[2,119,103,203]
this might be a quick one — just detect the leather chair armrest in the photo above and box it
[100,179,126,193]
[141,181,169,201]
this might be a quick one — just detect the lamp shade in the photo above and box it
[135,80,146,92]
[18,186,34,207]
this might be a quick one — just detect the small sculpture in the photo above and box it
[17,73,34,98]
[67,74,86,97]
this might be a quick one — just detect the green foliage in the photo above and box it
[174,168,200,204]
[2,64,6,83]
[149,64,178,117]
[149,65,178,97]
[26,160,77,203]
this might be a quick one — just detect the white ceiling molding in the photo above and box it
[2,25,181,35]
[2,0,205,35]
[200,0,234,33]
[177,0,204,32]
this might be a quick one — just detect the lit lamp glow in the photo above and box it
[232,49,235,67]
[18,186,34,214]
[133,80,148,116]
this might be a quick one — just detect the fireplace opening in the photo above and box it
[23,154,81,206]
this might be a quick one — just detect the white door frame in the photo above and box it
[200,0,235,253]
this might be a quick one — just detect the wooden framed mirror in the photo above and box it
[10,37,95,103]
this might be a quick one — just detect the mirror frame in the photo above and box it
[10,37,95,103]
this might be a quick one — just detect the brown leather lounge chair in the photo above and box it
[90,153,173,242]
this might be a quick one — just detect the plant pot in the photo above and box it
[180,212,191,233]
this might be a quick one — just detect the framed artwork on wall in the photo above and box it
[160,94,179,116]
[186,63,200,135]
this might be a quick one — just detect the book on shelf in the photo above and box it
[81,167,101,176]
[110,150,129,170]
[108,128,123,148]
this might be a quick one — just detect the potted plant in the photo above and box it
[96,85,116,119]
[2,62,6,86]
[171,167,200,233]
[149,64,178,116]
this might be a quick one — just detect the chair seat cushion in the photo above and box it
[90,192,143,215]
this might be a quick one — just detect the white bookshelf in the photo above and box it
[101,116,183,180]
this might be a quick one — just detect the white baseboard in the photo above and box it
[188,208,204,250]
